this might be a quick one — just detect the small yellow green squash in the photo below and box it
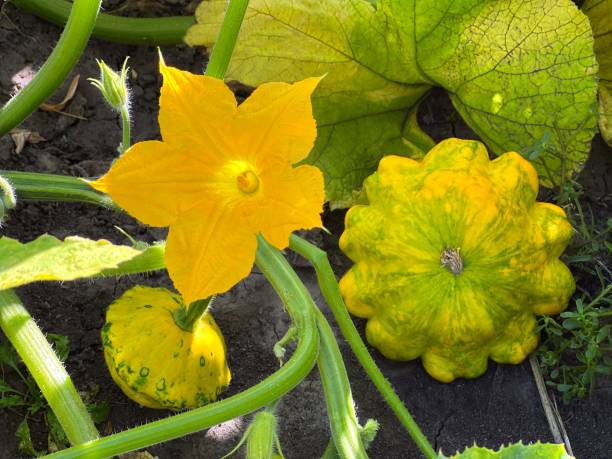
[339,139,575,382]
[102,286,231,409]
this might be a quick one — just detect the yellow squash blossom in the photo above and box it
[90,59,325,304]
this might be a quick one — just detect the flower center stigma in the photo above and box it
[236,170,260,194]
[440,247,463,275]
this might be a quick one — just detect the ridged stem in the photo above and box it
[289,234,437,459]
[315,307,368,459]
[0,171,118,210]
[0,290,99,445]
[42,236,319,459]
[10,0,194,45]
[0,0,101,135]
[204,0,249,79]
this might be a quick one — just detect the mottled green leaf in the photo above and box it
[0,235,141,290]
[583,0,612,146]
[415,0,597,187]
[187,0,597,206]
[441,441,574,458]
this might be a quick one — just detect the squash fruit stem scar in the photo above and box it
[440,247,463,275]
[173,297,214,332]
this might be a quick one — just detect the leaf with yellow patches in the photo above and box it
[0,235,141,289]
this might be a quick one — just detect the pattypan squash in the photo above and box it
[102,286,230,409]
[339,139,575,382]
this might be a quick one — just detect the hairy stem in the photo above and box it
[315,307,368,459]
[289,234,437,459]
[0,290,99,445]
[0,0,101,135]
[119,105,131,154]
[0,171,118,210]
[10,0,194,45]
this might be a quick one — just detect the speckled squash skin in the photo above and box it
[101,286,231,409]
[339,139,575,382]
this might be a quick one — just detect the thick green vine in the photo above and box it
[0,290,99,446]
[0,171,118,210]
[10,0,194,45]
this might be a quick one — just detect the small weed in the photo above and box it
[537,286,612,403]
[557,180,612,281]
[0,335,109,455]
[537,176,612,403]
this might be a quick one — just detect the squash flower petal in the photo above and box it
[236,79,320,164]
[90,140,210,226]
[90,61,325,304]
[165,202,257,304]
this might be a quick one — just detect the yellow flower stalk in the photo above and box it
[90,59,325,304]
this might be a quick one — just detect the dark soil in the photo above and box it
[0,1,611,458]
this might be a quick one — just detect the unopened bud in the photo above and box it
[89,57,130,111]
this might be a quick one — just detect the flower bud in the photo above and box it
[89,57,130,111]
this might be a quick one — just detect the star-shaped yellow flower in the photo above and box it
[90,60,325,304]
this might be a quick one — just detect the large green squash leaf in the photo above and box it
[0,235,141,289]
[186,0,598,207]
[583,0,612,146]
[441,441,573,458]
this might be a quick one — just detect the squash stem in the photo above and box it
[315,306,369,459]
[203,0,249,79]
[10,0,194,45]
[0,289,99,446]
[0,0,101,135]
[119,104,131,154]
[0,171,119,210]
[173,297,214,332]
[289,234,437,459]
[42,236,319,459]
[185,297,212,327]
